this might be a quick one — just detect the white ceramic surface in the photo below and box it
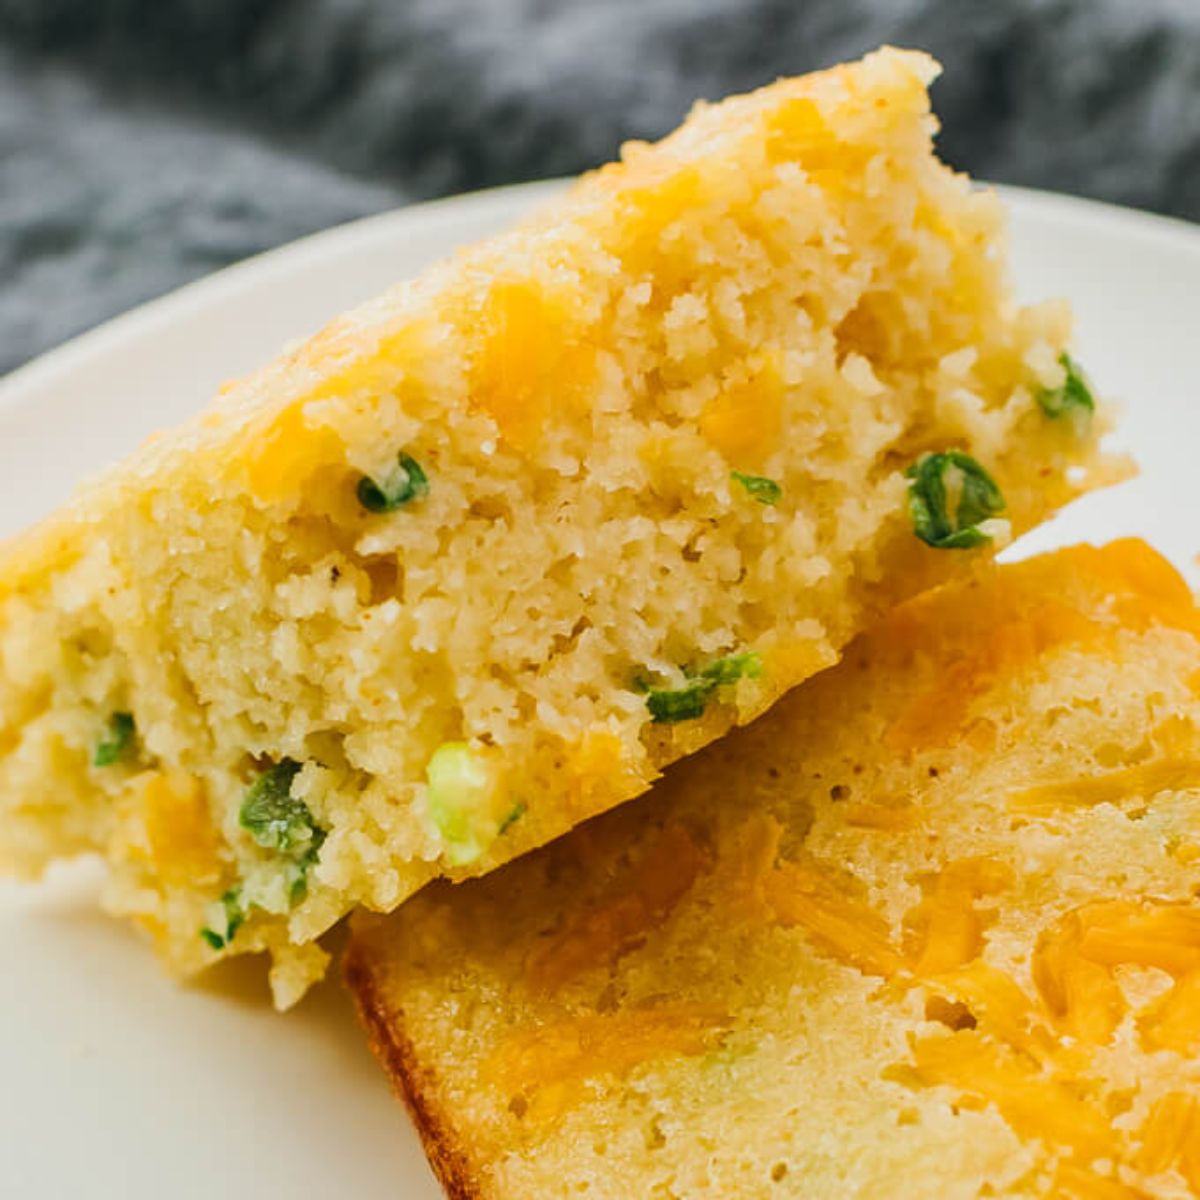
[0,181,1198,1199]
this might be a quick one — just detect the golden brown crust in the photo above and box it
[344,940,485,1200]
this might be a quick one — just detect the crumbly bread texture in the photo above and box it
[0,48,1111,1006]
[348,540,1200,1200]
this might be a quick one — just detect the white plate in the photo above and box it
[0,182,1198,1199]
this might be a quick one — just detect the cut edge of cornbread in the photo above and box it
[0,46,1119,1007]
[346,539,1200,1200]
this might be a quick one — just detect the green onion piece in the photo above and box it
[239,760,327,906]
[731,472,782,505]
[1036,353,1095,421]
[647,679,717,724]
[646,651,763,724]
[906,451,1007,550]
[357,452,429,513]
[697,651,763,685]
[93,711,136,767]
[498,800,528,836]
[240,760,312,851]
[426,742,507,866]
[200,887,245,951]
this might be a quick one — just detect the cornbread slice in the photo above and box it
[348,540,1200,1200]
[0,48,1113,1006]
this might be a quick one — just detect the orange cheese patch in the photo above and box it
[906,1030,1112,1160]
[1136,1093,1200,1189]
[244,321,438,503]
[615,165,707,282]
[470,282,597,453]
[752,847,1016,987]
[763,97,871,188]
[763,858,902,978]
[1051,1162,1152,1200]
[764,97,834,165]
[930,961,1057,1063]
[890,895,1200,1186]
[483,1005,725,1122]
[302,319,434,407]
[841,801,920,831]
[885,597,1098,754]
[903,858,1011,978]
[1009,759,1200,816]
[526,823,707,991]
[1139,970,1200,1055]
[563,730,640,818]
[1031,900,1200,1049]
[140,771,222,888]
[245,405,346,504]
[698,360,784,464]
[1033,907,1126,1046]
[717,813,785,924]
[883,540,1200,755]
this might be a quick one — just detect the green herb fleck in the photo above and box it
[239,760,327,904]
[1036,353,1095,421]
[357,452,429,513]
[647,679,715,724]
[498,800,527,836]
[93,711,136,767]
[906,452,1007,550]
[200,887,245,951]
[646,651,763,724]
[697,651,762,686]
[240,760,313,851]
[731,472,782,506]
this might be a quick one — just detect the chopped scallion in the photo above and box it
[731,472,782,505]
[93,711,135,767]
[1036,353,1095,421]
[645,651,763,724]
[200,887,245,950]
[238,760,326,905]
[357,452,429,513]
[906,451,1007,550]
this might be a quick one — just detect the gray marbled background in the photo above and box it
[1,0,1198,375]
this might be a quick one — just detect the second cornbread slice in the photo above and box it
[349,540,1200,1199]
